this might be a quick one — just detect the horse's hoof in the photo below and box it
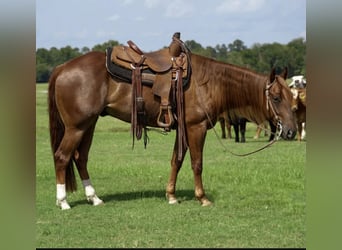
[166,193,179,204]
[87,195,104,206]
[168,198,179,205]
[56,199,71,210]
[201,199,213,207]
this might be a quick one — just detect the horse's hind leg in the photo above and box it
[297,122,303,141]
[233,123,239,142]
[240,119,246,143]
[74,121,104,206]
[54,127,85,210]
[254,126,261,139]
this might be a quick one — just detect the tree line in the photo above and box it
[36,38,305,83]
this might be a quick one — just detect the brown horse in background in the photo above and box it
[218,115,276,142]
[48,38,297,209]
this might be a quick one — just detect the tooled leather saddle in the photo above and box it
[105,32,191,160]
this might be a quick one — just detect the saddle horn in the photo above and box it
[169,32,182,57]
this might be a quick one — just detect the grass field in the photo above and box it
[36,83,305,248]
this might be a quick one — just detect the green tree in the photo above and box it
[287,38,306,76]
[228,39,247,52]
[184,40,204,54]
[226,40,248,67]
[92,40,120,52]
[59,46,82,63]
[36,48,54,82]
[36,63,52,83]
[202,46,217,59]
[215,44,228,62]
[81,46,90,54]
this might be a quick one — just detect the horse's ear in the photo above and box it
[280,67,288,80]
[270,67,276,82]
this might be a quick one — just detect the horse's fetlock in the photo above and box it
[84,185,95,197]
[195,189,204,200]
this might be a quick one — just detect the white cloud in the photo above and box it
[144,0,161,8]
[108,14,120,21]
[52,31,68,40]
[135,16,145,21]
[96,30,116,38]
[299,30,306,40]
[75,28,88,39]
[216,0,265,13]
[122,0,134,5]
[165,0,194,18]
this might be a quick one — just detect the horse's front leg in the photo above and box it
[187,123,212,206]
[166,132,188,204]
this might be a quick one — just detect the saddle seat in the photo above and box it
[112,43,172,73]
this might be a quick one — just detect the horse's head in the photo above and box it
[266,67,297,140]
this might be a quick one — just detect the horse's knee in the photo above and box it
[54,150,70,171]
[54,150,74,186]
[191,162,202,175]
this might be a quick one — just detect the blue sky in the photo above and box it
[36,0,306,51]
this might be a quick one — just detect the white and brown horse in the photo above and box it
[291,87,306,141]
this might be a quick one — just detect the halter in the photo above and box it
[265,80,283,140]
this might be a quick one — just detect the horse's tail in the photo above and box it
[48,65,77,192]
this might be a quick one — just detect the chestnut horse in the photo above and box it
[48,43,297,210]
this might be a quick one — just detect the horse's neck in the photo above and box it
[191,54,267,123]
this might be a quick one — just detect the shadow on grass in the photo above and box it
[70,189,203,206]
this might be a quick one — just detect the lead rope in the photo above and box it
[204,111,281,157]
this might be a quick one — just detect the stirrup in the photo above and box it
[157,105,174,128]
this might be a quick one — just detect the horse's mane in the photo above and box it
[190,53,268,124]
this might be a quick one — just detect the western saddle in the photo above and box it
[105,32,191,160]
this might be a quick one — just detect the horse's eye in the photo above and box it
[273,96,281,103]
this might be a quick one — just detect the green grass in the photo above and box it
[36,83,305,248]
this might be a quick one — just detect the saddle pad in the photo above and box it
[106,47,154,86]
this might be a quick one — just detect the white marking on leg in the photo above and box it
[82,179,104,206]
[301,123,306,140]
[56,184,71,210]
[168,198,178,204]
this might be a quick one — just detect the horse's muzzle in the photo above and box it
[277,121,296,140]
[282,128,296,140]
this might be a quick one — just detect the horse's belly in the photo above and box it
[105,81,161,126]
